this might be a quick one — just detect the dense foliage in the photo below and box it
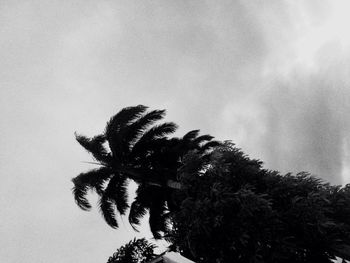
[106,238,156,263]
[73,105,350,263]
[169,142,350,263]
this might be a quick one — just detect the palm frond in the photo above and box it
[142,122,178,140]
[125,109,167,149]
[72,167,113,209]
[131,122,177,158]
[183,130,200,141]
[72,167,113,195]
[106,105,148,131]
[128,200,148,231]
[193,134,214,146]
[128,184,158,231]
[105,105,148,157]
[75,133,110,163]
[133,184,169,238]
[99,194,119,228]
[72,184,91,210]
[103,174,129,215]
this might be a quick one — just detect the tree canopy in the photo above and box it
[72,105,219,237]
[168,142,350,262]
[106,238,157,263]
[72,105,350,263]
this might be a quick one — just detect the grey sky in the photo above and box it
[1,1,349,262]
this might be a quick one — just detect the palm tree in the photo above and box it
[72,105,219,236]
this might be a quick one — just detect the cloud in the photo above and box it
[1,1,350,263]
[259,62,350,184]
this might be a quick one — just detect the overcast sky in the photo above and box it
[1,1,350,262]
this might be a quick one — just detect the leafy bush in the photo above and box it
[107,238,157,263]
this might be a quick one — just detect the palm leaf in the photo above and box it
[182,130,200,141]
[72,184,91,211]
[104,174,129,215]
[129,200,148,231]
[131,122,177,158]
[75,133,110,163]
[124,109,167,150]
[99,194,119,228]
[105,105,148,158]
[138,122,177,142]
[193,134,214,146]
[72,167,113,209]
[129,184,156,230]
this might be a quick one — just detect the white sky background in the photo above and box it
[1,1,350,262]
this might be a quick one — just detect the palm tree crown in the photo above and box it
[72,105,220,237]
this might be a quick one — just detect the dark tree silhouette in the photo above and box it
[106,238,156,263]
[72,105,350,262]
[72,105,219,236]
[168,142,350,263]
